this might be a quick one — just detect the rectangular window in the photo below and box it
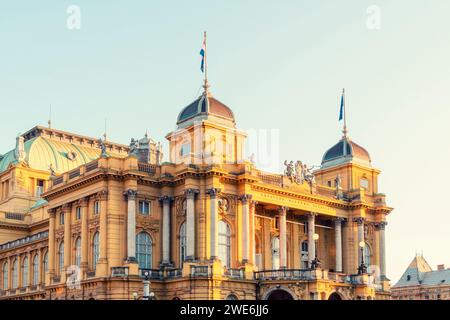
[327,180,332,187]
[36,179,45,197]
[76,207,81,220]
[360,178,369,190]
[60,213,65,225]
[94,201,101,215]
[180,143,191,157]
[139,201,150,215]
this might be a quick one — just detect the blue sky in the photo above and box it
[1,0,450,282]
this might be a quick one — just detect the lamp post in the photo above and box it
[310,233,321,270]
[357,241,367,275]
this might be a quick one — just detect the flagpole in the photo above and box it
[342,88,348,138]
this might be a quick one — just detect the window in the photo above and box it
[58,242,64,273]
[301,240,309,269]
[255,235,262,270]
[22,257,29,287]
[360,178,369,190]
[136,232,152,269]
[36,180,45,197]
[180,143,191,157]
[272,237,280,270]
[93,232,100,270]
[32,254,39,286]
[139,201,150,215]
[2,262,8,290]
[218,221,231,269]
[327,180,332,187]
[12,259,18,289]
[303,222,308,234]
[364,243,371,273]
[94,201,101,215]
[226,294,238,300]
[76,207,81,220]
[75,237,81,267]
[43,252,48,283]
[60,213,65,225]
[407,275,411,281]
[179,223,187,265]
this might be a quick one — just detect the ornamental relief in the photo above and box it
[138,220,160,234]
[219,194,237,216]
[174,196,186,217]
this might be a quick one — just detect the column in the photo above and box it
[125,189,138,263]
[185,189,199,261]
[63,204,72,280]
[240,194,252,264]
[355,217,365,264]
[160,195,173,265]
[250,200,257,265]
[278,206,288,269]
[47,209,56,284]
[334,218,344,273]
[207,188,221,260]
[377,221,387,279]
[80,197,89,273]
[307,213,316,267]
[97,191,109,276]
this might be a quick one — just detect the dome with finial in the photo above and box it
[321,136,371,168]
[177,88,236,128]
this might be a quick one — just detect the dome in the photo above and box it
[321,137,371,168]
[177,92,235,126]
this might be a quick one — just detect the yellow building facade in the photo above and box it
[0,86,392,300]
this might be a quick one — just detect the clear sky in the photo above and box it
[1,0,449,283]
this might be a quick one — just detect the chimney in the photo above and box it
[437,264,445,271]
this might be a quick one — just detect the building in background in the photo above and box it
[392,255,450,300]
[0,83,393,300]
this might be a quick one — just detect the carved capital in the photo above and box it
[353,217,365,225]
[48,209,57,218]
[97,190,108,201]
[334,217,346,224]
[159,195,174,205]
[206,188,221,199]
[278,206,289,216]
[77,197,89,208]
[61,203,72,213]
[375,221,388,230]
[185,188,199,200]
[250,200,258,209]
[124,189,138,201]
[239,194,253,204]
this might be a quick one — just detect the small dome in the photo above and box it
[177,92,235,125]
[321,137,371,168]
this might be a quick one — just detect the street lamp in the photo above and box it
[142,271,155,301]
[310,233,321,270]
[358,241,367,275]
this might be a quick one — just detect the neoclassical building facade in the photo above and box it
[0,85,392,300]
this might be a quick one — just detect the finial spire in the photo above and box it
[48,104,52,129]
[339,88,348,139]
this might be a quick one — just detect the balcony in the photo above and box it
[111,267,129,278]
[190,265,212,278]
[224,268,245,279]
[254,269,317,281]
[140,269,164,280]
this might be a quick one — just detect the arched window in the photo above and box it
[93,232,100,270]
[218,221,231,268]
[22,257,29,287]
[179,223,187,265]
[2,262,8,290]
[272,237,280,270]
[12,259,18,289]
[364,243,371,273]
[75,237,81,267]
[42,252,48,283]
[301,240,309,269]
[226,294,239,300]
[136,232,152,269]
[32,254,39,286]
[58,242,64,273]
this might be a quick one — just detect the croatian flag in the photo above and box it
[200,34,206,72]
[339,90,345,121]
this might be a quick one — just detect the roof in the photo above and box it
[0,127,128,174]
[321,136,371,169]
[177,92,235,126]
[393,256,450,288]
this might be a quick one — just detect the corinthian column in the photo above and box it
[97,190,109,276]
[279,206,288,269]
[159,195,173,266]
[377,221,388,279]
[124,190,138,263]
[185,189,199,261]
[334,217,344,273]
[207,188,221,260]
[307,213,316,267]
[47,209,56,285]
[354,217,365,265]
[63,204,72,277]
[79,197,89,273]
[250,200,257,265]
[240,194,252,264]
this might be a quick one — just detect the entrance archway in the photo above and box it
[266,289,294,300]
[328,292,343,300]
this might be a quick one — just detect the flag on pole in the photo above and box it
[200,33,206,73]
[339,90,345,121]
